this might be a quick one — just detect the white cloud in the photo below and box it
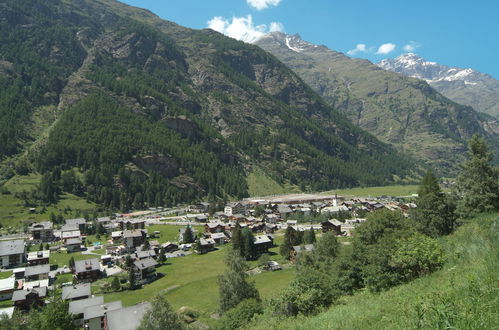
[347,43,367,55]
[403,41,421,52]
[247,0,282,10]
[376,43,396,54]
[207,15,284,43]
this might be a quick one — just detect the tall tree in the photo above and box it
[412,169,456,237]
[240,227,255,260]
[303,228,316,244]
[182,226,194,243]
[231,222,243,252]
[27,298,77,330]
[455,135,499,218]
[138,294,185,330]
[280,226,302,258]
[218,250,260,313]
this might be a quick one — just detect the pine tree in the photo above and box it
[138,294,185,330]
[111,276,121,291]
[129,268,137,290]
[303,228,316,244]
[455,135,499,218]
[240,228,255,260]
[280,226,302,259]
[183,226,194,243]
[231,222,243,252]
[412,169,456,236]
[69,256,75,271]
[218,250,260,313]
[158,248,166,264]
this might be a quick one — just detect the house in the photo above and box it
[0,278,15,301]
[101,255,112,266]
[224,202,246,216]
[123,230,147,251]
[210,232,228,245]
[0,240,25,269]
[161,242,178,253]
[65,218,87,232]
[62,283,91,301]
[198,238,215,254]
[264,224,278,234]
[74,258,101,282]
[321,219,343,235]
[111,231,123,243]
[65,237,83,252]
[27,250,50,266]
[69,296,104,327]
[263,213,279,224]
[118,219,145,231]
[106,302,151,330]
[189,202,211,213]
[321,205,349,215]
[29,222,53,242]
[134,249,157,260]
[24,264,50,282]
[13,267,25,280]
[84,300,122,330]
[204,222,225,233]
[290,244,315,262]
[277,205,293,217]
[12,287,46,311]
[253,235,274,255]
[61,230,81,243]
[133,258,158,284]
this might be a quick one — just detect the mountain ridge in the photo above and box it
[378,53,499,118]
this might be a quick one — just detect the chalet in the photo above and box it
[321,205,349,215]
[224,202,246,216]
[204,222,225,233]
[65,237,83,252]
[277,205,293,217]
[263,214,279,224]
[210,232,228,245]
[13,268,25,280]
[0,240,25,269]
[84,300,122,330]
[27,250,50,266]
[24,264,50,282]
[106,302,151,330]
[134,249,157,260]
[12,287,46,311]
[74,258,101,282]
[133,257,158,284]
[290,244,315,262]
[195,215,208,222]
[253,235,274,255]
[65,218,87,232]
[29,222,53,242]
[0,278,15,301]
[123,229,147,251]
[69,296,104,327]
[321,219,343,235]
[189,202,211,213]
[118,219,145,231]
[198,238,215,254]
[62,283,91,301]
[264,224,278,234]
[61,230,81,243]
[249,222,265,233]
[101,255,112,265]
[161,242,178,253]
[111,231,123,243]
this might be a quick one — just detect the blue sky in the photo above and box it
[120,0,499,78]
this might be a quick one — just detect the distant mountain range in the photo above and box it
[378,53,499,118]
[254,32,498,173]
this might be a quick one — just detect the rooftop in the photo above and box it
[62,283,91,300]
[133,257,158,270]
[83,300,122,320]
[74,258,100,273]
[27,250,50,260]
[0,240,25,256]
[69,296,104,315]
[24,264,50,277]
[12,286,47,301]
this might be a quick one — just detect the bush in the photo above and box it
[218,299,263,330]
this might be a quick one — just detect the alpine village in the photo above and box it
[0,1,497,330]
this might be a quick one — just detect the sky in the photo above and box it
[120,0,499,79]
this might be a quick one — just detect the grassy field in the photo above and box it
[0,173,95,228]
[248,212,499,329]
[0,271,12,279]
[247,167,301,197]
[100,242,295,326]
[325,185,420,198]
[147,224,204,244]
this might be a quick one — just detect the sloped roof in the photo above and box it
[106,302,151,330]
[74,258,100,273]
[133,257,158,270]
[0,240,25,256]
[62,283,91,300]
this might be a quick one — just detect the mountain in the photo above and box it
[254,32,498,173]
[0,0,417,210]
[378,53,499,118]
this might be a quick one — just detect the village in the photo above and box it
[0,193,417,329]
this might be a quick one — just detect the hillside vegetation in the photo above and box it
[0,0,418,217]
[247,212,498,329]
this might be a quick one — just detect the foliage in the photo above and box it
[182,226,194,243]
[302,228,316,244]
[138,294,185,330]
[218,249,260,313]
[257,253,271,268]
[412,169,456,236]
[111,276,121,291]
[280,226,302,258]
[27,298,77,330]
[158,247,166,264]
[217,298,263,330]
[455,135,499,218]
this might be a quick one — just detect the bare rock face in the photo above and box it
[133,153,179,178]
